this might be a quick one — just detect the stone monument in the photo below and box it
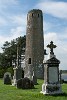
[4,72,12,85]
[12,46,22,86]
[41,41,62,95]
[25,9,44,84]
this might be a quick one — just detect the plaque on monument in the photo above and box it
[49,67,58,83]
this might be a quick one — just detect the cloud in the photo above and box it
[0,26,26,53]
[43,21,54,32]
[10,14,27,26]
[35,1,67,19]
[0,0,19,20]
[44,32,57,46]
[0,0,18,6]
[10,26,26,38]
[44,32,67,70]
[0,17,7,26]
[0,14,27,50]
[0,0,19,15]
[0,27,22,44]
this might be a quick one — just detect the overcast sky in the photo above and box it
[0,0,67,70]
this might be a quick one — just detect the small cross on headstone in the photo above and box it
[47,41,57,54]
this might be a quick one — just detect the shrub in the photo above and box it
[0,69,5,78]
[17,77,34,89]
[6,67,13,77]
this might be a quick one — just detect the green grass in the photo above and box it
[0,79,67,100]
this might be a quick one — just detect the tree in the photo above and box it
[0,35,26,78]
[0,35,26,68]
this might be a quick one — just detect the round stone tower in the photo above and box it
[25,9,44,81]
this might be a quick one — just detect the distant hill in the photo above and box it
[60,70,67,74]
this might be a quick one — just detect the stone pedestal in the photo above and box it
[41,83,62,95]
[12,67,22,86]
[41,57,63,95]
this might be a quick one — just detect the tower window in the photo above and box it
[38,14,39,17]
[27,15,28,20]
[32,13,33,17]
[28,58,31,64]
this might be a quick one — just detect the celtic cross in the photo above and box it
[47,41,57,54]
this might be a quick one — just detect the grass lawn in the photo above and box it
[0,79,67,100]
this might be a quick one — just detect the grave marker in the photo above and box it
[4,72,11,85]
[41,41,63,95]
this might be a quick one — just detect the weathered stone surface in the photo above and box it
[41,42,63,95]
[4,74,11,85]
[12,67,22,86]
[25,9,44,81]
[17,77,34,89]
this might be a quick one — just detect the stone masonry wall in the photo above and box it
[25,9,44,79]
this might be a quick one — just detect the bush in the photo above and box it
[0,69,5,78]
[17,77,34,89]
[0,67,13,78]
[6,67,13,77]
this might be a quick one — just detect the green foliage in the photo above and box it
[0,35,26,67]
[6,67,14,76]
[0,67,13,78]
[0,35,26,78]
[0,79,67,100]
[0,68,5,78]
